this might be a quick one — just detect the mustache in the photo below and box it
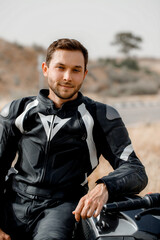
[59,82,74,87]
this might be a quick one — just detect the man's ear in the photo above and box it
[42,62,48,77]
[83,69,88,80]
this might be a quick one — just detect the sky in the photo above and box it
[0,0,160,59]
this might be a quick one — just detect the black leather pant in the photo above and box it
[2,190,78,240]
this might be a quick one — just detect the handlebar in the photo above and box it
[103,193,160,213]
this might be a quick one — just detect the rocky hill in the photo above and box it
[0,38,45,101]
[0,38,160,104]
[82,58,160,98]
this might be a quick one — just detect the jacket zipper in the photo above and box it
[40,114,55,183]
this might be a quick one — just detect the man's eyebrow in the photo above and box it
[56,63,65,66]
[74,65,82,68]
[56,63,82,68]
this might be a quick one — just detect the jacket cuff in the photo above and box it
[96,177,123,202]
[96,178,113,201]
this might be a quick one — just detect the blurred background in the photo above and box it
[0,0,160,195]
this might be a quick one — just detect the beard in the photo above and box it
[49,82,82,100]
[53,88,78,100]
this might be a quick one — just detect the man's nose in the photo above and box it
[64,70,72,81]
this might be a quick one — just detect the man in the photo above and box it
[0,38,147,240]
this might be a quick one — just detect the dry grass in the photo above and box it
[88,122,160,196]
[129,122,160,195]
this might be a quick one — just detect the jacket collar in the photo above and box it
[37,89,84,115]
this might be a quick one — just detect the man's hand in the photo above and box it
[0,229,11,240]
[72,183,109,222]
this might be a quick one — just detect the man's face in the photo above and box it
[42,50,88,104]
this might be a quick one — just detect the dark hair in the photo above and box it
[46,38,88,71]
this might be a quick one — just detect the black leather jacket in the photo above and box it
[0,89,147,203]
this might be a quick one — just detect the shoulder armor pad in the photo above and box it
[0,101,13,118]
[106,105,121,120]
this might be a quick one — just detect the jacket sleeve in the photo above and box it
[0,101,21,217]
[95,102,148,200]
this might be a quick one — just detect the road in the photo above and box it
[112,100,160,127]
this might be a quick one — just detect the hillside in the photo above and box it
[82,58,160,98]
[0,38,45,101]
[0,38,160,106]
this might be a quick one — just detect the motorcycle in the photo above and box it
[73,193,160,240]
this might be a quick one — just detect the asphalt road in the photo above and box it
[112,101,160,127]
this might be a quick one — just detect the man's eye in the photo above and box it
[73,69,80,72]
[57,66,64,70]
